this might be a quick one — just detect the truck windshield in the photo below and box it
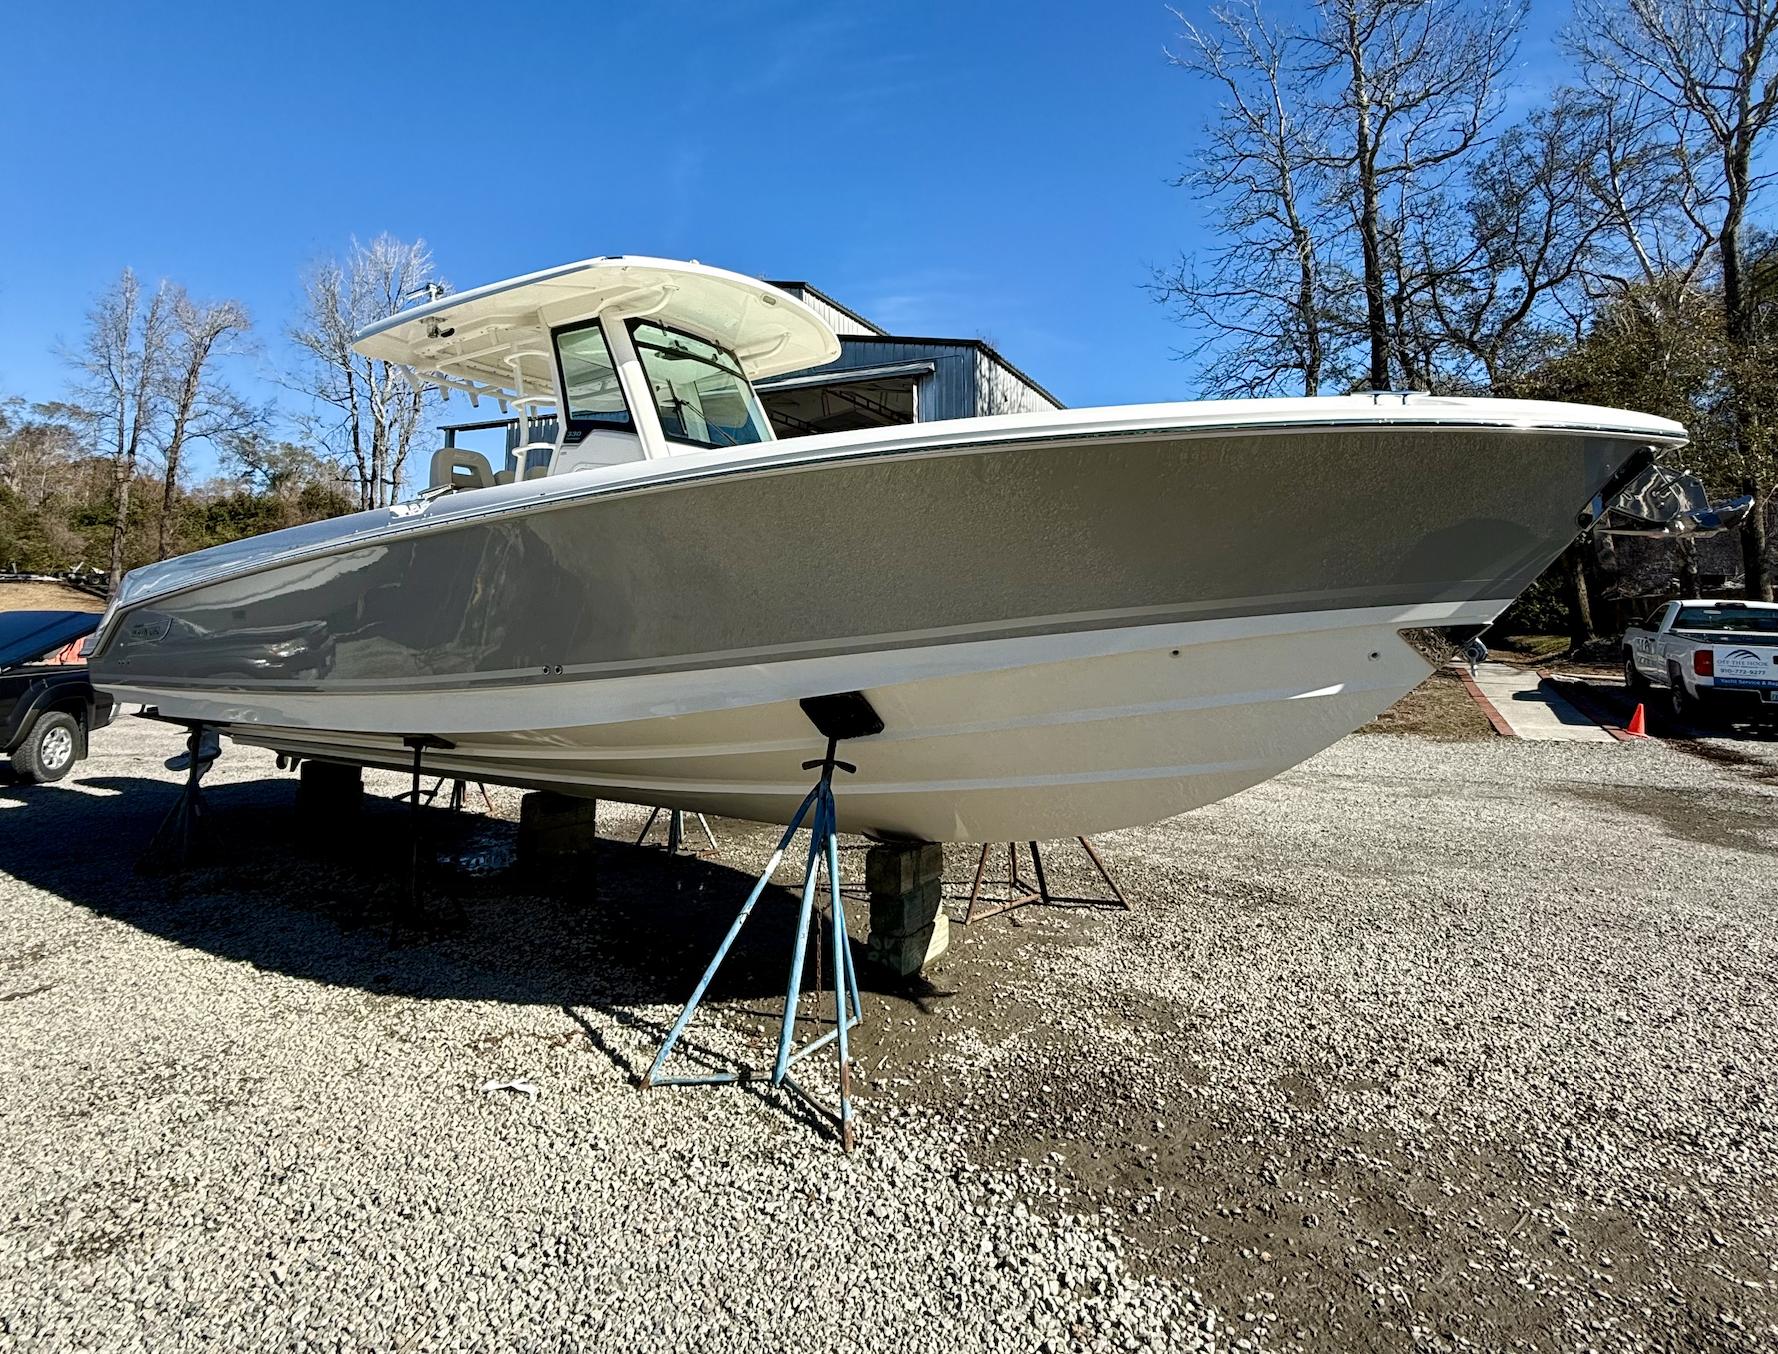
[1673,607,1778,633]
[629,320,772,449]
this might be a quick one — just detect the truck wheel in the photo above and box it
[1623,652,1647,694]
[1668,671,1698,727]
[10,711,80,784]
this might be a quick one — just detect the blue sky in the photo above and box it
[0,1,1571,477]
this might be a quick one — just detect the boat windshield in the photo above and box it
[1674,606,1778,633]
[555,322,632,433]
[629,320,772,449]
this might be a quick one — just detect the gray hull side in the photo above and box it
[93,425,1632,697]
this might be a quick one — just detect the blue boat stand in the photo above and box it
[642,736,863,1152]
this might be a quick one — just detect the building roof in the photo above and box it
[764,281,887,337]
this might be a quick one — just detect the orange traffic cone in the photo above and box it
[1626,703,1648,738]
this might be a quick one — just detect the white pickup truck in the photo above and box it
[1623,599,1778,722]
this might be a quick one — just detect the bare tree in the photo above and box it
[1423,91,1612,389]
[0,399,87,512]
[1380,186,1461,389]
[223,431,348,498]
[67,269,174,592]
[1572,0,1778,597]
[288,236,444,510]
[1304,0,1526,390]
[1156,2,1342,395]
[1164,0,1526,394]
[156,291,257,559]
[1574,85,1716,310]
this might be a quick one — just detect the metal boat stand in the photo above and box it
[642,735,864,1152]
[392,735,468,940]
[963,837,1130,924]
[139,721,219,872]
[417,776,493,814]
[634,806,722,858]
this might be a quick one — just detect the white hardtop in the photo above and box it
[352,256,841,409]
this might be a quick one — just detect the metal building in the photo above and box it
[754,282,1062,435]
[439,280,1061,467]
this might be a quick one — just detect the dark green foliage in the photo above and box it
[0,403,352,582]
[1495,570,1572,637]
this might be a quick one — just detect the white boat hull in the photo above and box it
[108,599,1489,842]
[92,395,1683,841]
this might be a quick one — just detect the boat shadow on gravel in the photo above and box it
[0,770,908,1098]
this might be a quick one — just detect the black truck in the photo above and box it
[1,610,117,782]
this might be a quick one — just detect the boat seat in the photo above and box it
[493,440,556,485]
[429,448,494,491]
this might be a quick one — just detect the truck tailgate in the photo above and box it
[1708,643,1778,693]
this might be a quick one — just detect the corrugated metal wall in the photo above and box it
[791,340,978,421]
[786,339,1061,421]
[974,349,1061,416]
[770,285,881,339]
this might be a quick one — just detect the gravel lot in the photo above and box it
[1,713,1775,1352]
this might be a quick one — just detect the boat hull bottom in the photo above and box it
[123,606,1487,843]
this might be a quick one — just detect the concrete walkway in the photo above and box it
[1464,662,1618,741]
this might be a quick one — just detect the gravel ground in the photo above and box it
[1,714,1775,1352]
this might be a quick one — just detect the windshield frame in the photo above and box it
[550,319,635,439]
[626,319,774,451]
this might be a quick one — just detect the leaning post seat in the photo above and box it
[492,442,557,485]
[429,447,494,491]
